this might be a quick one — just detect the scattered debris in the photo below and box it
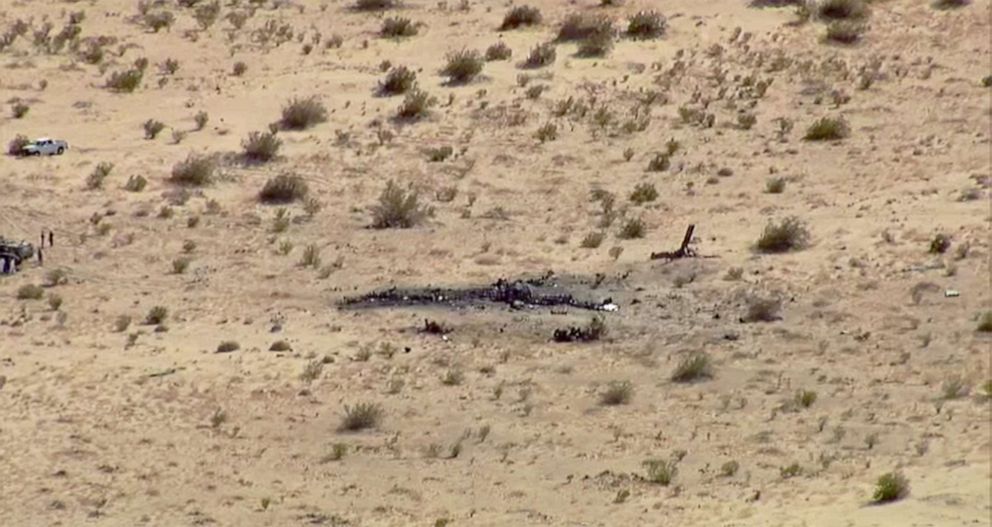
[650,224,698,261]
[553,315,608,342]
[342,274,615,311]
[422,319,452,335]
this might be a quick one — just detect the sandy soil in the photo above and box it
[1,0,990,525]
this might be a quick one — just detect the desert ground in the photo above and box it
[1,0,990,525]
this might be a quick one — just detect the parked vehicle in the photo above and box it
[21,138,69,156]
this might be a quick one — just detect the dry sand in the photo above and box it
[1,0,990,525]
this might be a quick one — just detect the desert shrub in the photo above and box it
[371,180,428,228]
[485,41,512,61]
[86,162,114,190]
[441,369,464,386]
[45,269,68,287]
[143,119,165,139]
[269,340,292,352]
[144,11,175,32]
[194,111,209,130]
[170,154,215,186]
[17,284,44,300]
[106,69,143,92]
[79,42,104,64]
[629,183,658,204]
[765,177,786,194]
[339,402,383,431]
[647,153,670,172]
[941,375,968,399]
[932,0,970,7]
[134,57,150,71]
[8,135,29,156]
[161,58,180,75]
[600,381,633,406]
[557,13,611,42]
[441,50,484,84]
[720,460,740,477]
[242,131,282,162]
[618,217,646,239]
[396,88,436,120]
[755,216,810,253]
[125,175,147,192]
[194,1,221,29]
[627,10,666,39]
[580,231,605,248]
[47,293,63,311]
[577,28,613,57]
[737,113,757,130]
[259,174,308,203]
[172,130,187,144]
[872,472,909,504]
[500,5,542,30]
[804,116,849,140]
[928,233,950,254]
[671,352,713,383]
[216,341,240,353]
[172,257,191,274]
[355,0,398,9]
[378,66,417,96]
[280,96,327,130]
[643,459,678,485]
[816,0,867,20]
[232,62,247,76]
[744,295,782,322]
[300,244,322,268]
[428,146,453,162]
[381,17,417,37]
[795,389,817,408]
[535,122,558,142]
[144,306,168,325]
[825,21,864,44]
[523,42,556,68]
[12,102,28,119]
[977,312,992,332]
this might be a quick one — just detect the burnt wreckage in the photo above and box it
[0,239,34,274]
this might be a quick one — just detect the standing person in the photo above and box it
[40,230,45,249]
[48,230,53,247]
[38,247,43,266]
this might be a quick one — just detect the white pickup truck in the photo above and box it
[21,138,69,156]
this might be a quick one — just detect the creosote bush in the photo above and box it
[242,130,282,162]
[144,11,175,32]
[485,42,512,61]
[755,216,810,253]
[825,21,864,44]
[259,174,308,203]
[172,257,191,274]
[232,62,247,76]
[928,233,950,254]
[170,154,215,186]
[17,284,44,300]
[577,29,613,58]
[143,119,165,139]
[629,183,658,204]
[766,177,786,194]
[816,0,868,20]
[12,102,29,119]
[194,111,209,130]
[86,162,114,190]
[600,381,633,406]
[535,122,557,142]
[280,96,328,130]
[144,306,168,325]
[643,458,678,485]
[106,69,143,93]
[396,88,436,120]
[977,312,992,332]
[8,135,30,156]
[804,116,849,140]
[355,0,398,10]
[379,66,417,96]
[671,352,713,383]
[627,10,666,39]
[872,472,909,504]
[556,13,611,42]
[125,175,147,192]
[381,17,417,38]
[339,402,383,431]
[441,49,484,84]
[500,5,542,30]
[618,217,646,239]
[216,341,240,353]
[523,42,556,68]
[371,180,429,228]
[744,295,782,322]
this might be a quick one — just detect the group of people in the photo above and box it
[0,229,54,276]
